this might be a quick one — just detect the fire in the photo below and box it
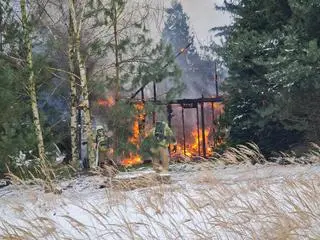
[121,154,143,167]
[212,102,224,114]
[172,127,213,157]
[128,120,139,145]
[121,102,145,167]
[97,96,115,107]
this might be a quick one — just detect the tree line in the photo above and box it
[214,0,320,154]
[0,0,211,175]
[2,0,317,176]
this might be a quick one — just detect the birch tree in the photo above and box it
[68,0,95,168]
[67,8,79,165]
[64,2,79,163]
[20,0,46,161]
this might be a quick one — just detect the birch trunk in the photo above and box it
[113,1,120,102]
[20,0,46,161]
[68,0,95,168]
[68,9,79,164]
[111,1,121,164]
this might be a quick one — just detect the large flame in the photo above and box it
[172,127,213,158]
[171,102,225,158]
[121,102,145,167]
[122,154,142,167]
[118,101,225,165]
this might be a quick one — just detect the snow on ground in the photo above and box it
[0,163,320,239]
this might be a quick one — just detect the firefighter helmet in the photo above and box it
[96,125,104,130]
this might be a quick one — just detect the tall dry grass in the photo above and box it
[5,156,77,194]
[1,143,320,239]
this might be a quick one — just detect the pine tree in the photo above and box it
[0,0,36,174]
[86,0,182,160]
[162,1,214,97]
[214,0,305,153]
[264,0,320,142]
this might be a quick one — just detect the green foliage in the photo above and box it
[86,0,183,101]
[214,0,320,153]
[0,61,38,176]
[162,1,193,53]
[0,0,71,175]
[86,0,182,160]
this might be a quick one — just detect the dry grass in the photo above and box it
[5,157,77,194]
[212,142,266,165]
[104,172,171,191]
[1,144,320,239]
[271,143,320,165]
[1,171,320,239]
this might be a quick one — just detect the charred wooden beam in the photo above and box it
[129,97,223,106]
[211,102,215,145]
[196,104,201,156]
[169,96,223,105]
[141,87,145,102]
[152,81,157,124]
[182,107,186,156]
[167,104,173,128]
[200,96,206,158]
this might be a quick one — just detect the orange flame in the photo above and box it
[128,119,139,145]
[121,154,143,167]
[212,102,224,114]
[172,127,213,157]
[121,102,145,167]
[97,96,115,107]
[120,101,225,165]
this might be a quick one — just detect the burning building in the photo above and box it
[168,97,224,159]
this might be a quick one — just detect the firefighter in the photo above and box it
[144,121,177,173]
[95,125,114,168]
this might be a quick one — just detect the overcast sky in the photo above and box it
[146,0,232,46]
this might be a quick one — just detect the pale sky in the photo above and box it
[179,0,232,43]
[143,0,232,48]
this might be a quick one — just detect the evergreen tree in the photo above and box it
[0,60,38,175]
[265,0,320,142]
[215,0,320,153]
[214,0,303,153]
[0,0,71,174]
[162,1,214,97]
[0,0,36,174]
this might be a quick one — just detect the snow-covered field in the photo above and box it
[1,163,319,239]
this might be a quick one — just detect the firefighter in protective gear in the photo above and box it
[145,121,177,173]
[95,125,114,168]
